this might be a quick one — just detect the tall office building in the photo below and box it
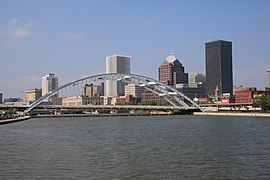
[267,69,270,87]
[42,73,58,96]
[205,40,233,96]
[158,53,188,85]
[106,55,131,96]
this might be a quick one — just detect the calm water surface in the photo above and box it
[0,115,270,179]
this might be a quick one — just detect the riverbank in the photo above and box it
[194,112,270,118]
[0,116,31,125]
[34,112,176,118]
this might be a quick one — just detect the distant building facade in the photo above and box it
[42,73,58,96]
[205,40,233,96]
[234,87,267,104]
[189,73,206,87]
[51,97,63,105]
[82,83,104,97]
[4,97,23,103]
[158,53,188,85]
[62,96,88,106]
[233,85,249,95]
[106,55,131,96]
[125,84,144,98]
[116,95,134,105]
[141,91,162,102]
[25,88,42,102]
[234,88,256,103]
[0,93,2,104]
[62,96,104,106]
[267,69,270,87]
[221,93,235,104]
[175,84,207,99]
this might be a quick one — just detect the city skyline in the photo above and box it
[0,0,269,97]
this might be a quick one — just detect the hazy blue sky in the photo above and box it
[0,0,269,97]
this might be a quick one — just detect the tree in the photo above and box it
[257,95,270,112]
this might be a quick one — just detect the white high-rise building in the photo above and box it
[42,73,58,96]
[106,55,130,96]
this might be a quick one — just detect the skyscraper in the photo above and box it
[106,55,131,96]
[42,73,58,96]
[158,53,188,85]
[205,40,233,96]
[267,69,270,87]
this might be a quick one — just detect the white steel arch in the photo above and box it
[24,73,202,113]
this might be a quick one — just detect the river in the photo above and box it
[0,115,270,179]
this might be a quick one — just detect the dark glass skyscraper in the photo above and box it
[205,40,233,96]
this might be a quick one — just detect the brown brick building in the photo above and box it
[158,53,188,86]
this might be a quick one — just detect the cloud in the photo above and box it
[62,32,82,40]
[11,27,30,38]
[0,18,34,39]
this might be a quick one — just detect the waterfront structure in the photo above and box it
[267,69,270,87]
[205,40,233,96]
[82,83,104,97]
[106,55,131,96]
[0,93,2,104]
[25,88,42,102]
[158,53,188,86]
[42,73,58,96]
[125,84,144,98]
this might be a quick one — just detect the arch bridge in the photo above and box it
[24,73,202,114]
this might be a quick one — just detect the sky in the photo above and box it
[0,0,269,98]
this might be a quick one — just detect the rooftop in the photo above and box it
[165,53,178,63]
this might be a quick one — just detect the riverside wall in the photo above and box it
[194,112,270,118]
[0,116,31,125]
